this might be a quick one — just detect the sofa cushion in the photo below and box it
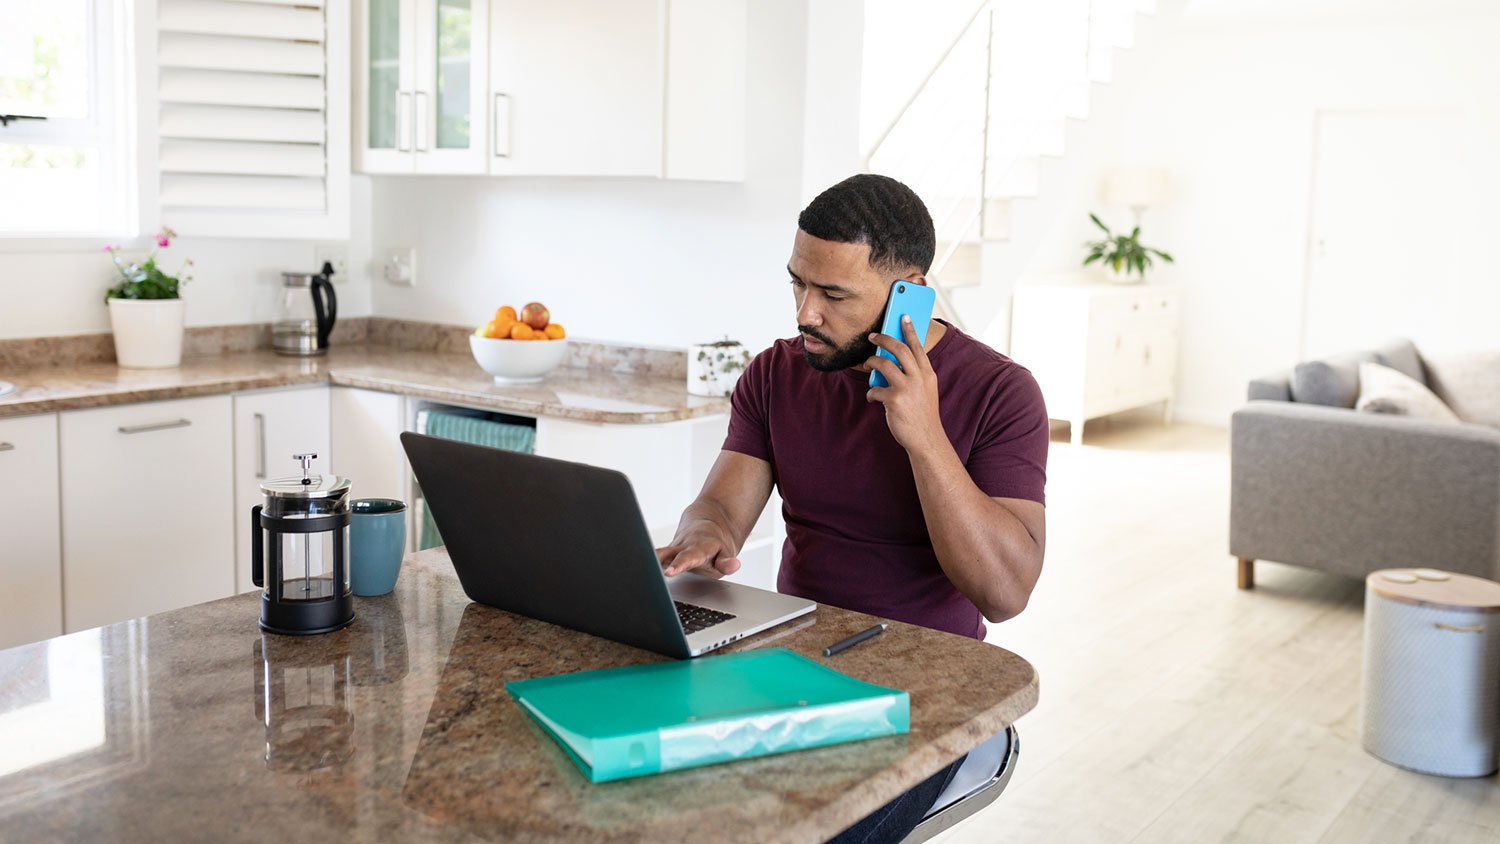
[1355,361,1460,423]
[1291,351,1377,407]
[1424,350,1500,428]
[1374,338,1426,384]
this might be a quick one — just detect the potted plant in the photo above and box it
[103,227,194,368]
[1082,213,1174,283]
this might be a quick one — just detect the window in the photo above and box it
[0,0,131,237]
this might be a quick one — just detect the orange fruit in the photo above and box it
[490,317,517,338]
[509,322,535,340]
[495,305,518,323]
[544,323,566,340]
[481,320,501,338]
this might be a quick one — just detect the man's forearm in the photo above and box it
[906,437,1043,622]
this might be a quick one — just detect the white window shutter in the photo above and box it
[141,0,349,238]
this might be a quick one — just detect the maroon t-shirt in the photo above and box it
[722,322,1049,639]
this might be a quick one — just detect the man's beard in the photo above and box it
[799,312,884,372]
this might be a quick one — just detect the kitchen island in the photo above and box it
[0,549,1037,843]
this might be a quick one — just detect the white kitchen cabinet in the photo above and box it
[60,396,236,632]
[0,414,63,649]
[487,0,662,176]
[233,386,333,594]
[357,0,746,180]
[330,387,408,504]
[1010,282,1180,446]
[355,0,490,174]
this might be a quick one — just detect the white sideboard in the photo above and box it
[1010,283,1180,446]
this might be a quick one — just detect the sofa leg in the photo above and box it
[1236,558,1255,590]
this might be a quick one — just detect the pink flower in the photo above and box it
[157,236,170,248]
[101,244,118,252]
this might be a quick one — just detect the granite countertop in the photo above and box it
[0,549,1039,843]
[0,346,729,424]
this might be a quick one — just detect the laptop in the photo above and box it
[400,432,815,658]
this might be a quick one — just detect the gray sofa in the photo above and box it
[1230,338,1500,589]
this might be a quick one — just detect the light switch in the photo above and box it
[384,248,417,287]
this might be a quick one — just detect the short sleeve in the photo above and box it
[721,348,774,462]
[966,366,1049,505]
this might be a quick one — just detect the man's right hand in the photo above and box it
[656,525,742,579]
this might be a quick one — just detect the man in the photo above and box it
[657,174,1048,843]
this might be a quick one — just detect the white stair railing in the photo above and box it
[863,0,1157,330]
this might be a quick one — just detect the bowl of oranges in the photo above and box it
[470,302,568,385]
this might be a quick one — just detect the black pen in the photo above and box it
[823,623,887,657]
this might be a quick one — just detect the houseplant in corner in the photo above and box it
[103,227,194,368]
[1082,213,1173,283]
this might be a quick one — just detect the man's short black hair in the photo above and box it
[797,174,936,275]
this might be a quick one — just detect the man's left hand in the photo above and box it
[866,315,943,453]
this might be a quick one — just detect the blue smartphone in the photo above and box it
[869,280,937,388]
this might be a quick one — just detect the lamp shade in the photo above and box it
[1103,167,1169,208]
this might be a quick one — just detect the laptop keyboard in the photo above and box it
[674,601,737,635]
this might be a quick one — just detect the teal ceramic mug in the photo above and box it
[350,498,407,597]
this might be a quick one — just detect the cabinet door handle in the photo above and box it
[254,412,267,479]
[493,93,511,158]
[414,90,429,151]
[118,419,191,435]
[0,442,14,452]
[396,90,413,152]
[1435,623,1484,634]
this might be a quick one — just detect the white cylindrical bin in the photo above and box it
[1361,569,1500,777]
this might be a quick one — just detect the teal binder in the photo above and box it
[505,648,910,782]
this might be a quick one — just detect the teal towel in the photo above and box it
[418,410,535,549]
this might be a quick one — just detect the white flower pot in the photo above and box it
[1105,264,1145,285]
[108,298,186,369]
[688,340,751,397]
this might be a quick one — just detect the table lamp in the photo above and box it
[1103,167,1169,226]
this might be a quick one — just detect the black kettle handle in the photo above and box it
[251,505,264,588]
[312,262,337,350]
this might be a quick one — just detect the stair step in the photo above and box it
[987,157,1041,199]
[932,241,982,289]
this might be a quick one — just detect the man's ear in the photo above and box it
[905,272,929,286]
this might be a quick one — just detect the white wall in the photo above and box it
[0,177,375,341]
[368,0,822,356]
[969,5,1500,424]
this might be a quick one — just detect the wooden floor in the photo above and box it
[933,411,1500,844]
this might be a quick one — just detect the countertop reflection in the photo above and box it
[0,550,1037,843]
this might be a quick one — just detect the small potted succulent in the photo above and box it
[1082,213,1173,283]
[103,227,194,368]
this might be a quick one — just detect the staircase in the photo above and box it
[863,0,1160,332]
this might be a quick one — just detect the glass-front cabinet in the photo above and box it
[356,0,488,173]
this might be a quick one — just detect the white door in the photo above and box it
[233,387,332,594]
[330,387,408,504]
[0,414,63,648]
[356,0,417,172]
[60,396,236,632]
[488,0,663,176]
[1302,110,1469,359]
[413,0,489,174]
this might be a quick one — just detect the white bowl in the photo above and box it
[469,333,569,385]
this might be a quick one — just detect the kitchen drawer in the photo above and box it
[61,395,235,632]
[0,413,63,648]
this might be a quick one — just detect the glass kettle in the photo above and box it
[273,261,338,356]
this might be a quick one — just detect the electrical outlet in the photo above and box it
[383,247,417,287]
[313,242,350,282]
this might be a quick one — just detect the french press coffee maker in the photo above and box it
[252,453,355,635]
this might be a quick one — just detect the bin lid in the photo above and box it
[1369,569,1500,613]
